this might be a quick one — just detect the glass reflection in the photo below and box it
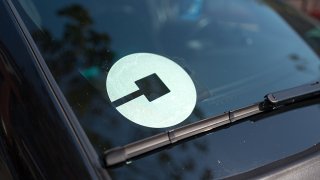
[13,0,320,179]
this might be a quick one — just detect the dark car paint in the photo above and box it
[226,143,320,179]
[1,0,320,179]
[0,1,108,179]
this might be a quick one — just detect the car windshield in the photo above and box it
[13,0,320,179]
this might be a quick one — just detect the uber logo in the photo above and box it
[106,53,197,128]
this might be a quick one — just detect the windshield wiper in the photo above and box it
[104,81,320,167]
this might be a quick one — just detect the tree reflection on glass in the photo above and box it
[31,3,211,180]
[32,4,115,149]
[25,0,320,179]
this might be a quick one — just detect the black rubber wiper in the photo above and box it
[104,81,320,167]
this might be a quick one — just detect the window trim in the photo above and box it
[4,0,110,179]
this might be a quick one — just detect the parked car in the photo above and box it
[1,0,320,179]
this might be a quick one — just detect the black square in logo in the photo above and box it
[135,73,170,102]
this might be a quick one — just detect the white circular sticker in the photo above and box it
[106,53,197,128]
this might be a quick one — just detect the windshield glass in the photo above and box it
[13,0,320,178]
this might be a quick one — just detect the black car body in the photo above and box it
[1,0,320,179]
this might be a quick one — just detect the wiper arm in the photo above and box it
[104,81,320,167]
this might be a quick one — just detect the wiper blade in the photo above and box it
[266,81,320,107]
[104,81,320,167]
